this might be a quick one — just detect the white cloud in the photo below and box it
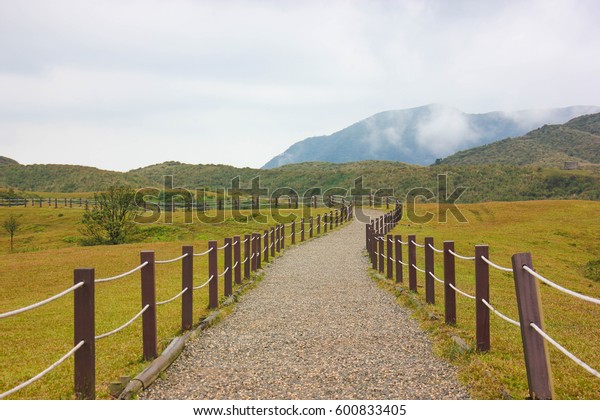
[0,0,599,170]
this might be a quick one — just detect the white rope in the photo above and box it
[95,305,149,340]
[481,299,520,327]
[530,323,600,379]
[412,263,426,273]
[288,233,294,238]
[232,241,239,246]
[388,256,395,262]
[242,257,248,263]
[448,249,476,261]
[157,287,188,306]
[218,267,230,277]
[193,247,213,257]
[397,240,408,245]
[95,261,148,283]
[232,261,239,269]
[262,233,268,238]
[155,253,188,264]
[411,240,425,248]
[523,266,600,305]
[217,243,230,250]
[429,272,445,285]
[481,256,513,273]
[448,282,476,300]
[398,259,408,267]
[428,243,444,253]
[193,275,214,290]
[0,340,85,399]
[241,238,248,243]
[0,282,84,319]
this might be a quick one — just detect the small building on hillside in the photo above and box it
[564,161,579,170]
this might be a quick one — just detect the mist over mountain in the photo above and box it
[262,104,600,168]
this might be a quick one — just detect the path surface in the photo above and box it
[140,212,469,400]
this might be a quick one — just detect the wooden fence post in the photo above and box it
[386,234,393,280]
[335,210,339,227]
[512,253,554,399]
[309,217,313,238]
[244,235,250,279]
[141,251,157,360]
[276,226,281,253]
[317,214,321,235]
[181,245,193,331]
[301,218,305,242]
[371,227,377,271]
[257,233,262,269]
[475,245,490,352]
[270,227,275,257]
[425,237,435,304]
[329,211,333,229]
[395,235,403,283]
[264,230,270,263]
[444,241,456,325]
[74,268,95,400]
[224,238,233,296]
[324,214,328,233]
[378,236,384,274]
[291,221,296,245]
[208,240,218,308]
[233,236,241,285]
[281,224,285,249]
[408,234,417,292]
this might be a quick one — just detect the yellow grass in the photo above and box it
[0,205,337,399]
[386,200,600,399]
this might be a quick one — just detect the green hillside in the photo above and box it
[437,113,600,167]
[0,158,598,202]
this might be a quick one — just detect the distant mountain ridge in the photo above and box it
[261,104,600,168]
[437,112,600,167]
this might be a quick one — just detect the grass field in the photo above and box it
[384,200,600,399]
[0,205,336,399]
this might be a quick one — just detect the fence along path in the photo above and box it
[140,208,468,399]
[0,206,351,399]
[366,219,600,400]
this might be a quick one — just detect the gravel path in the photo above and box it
[140,212,469,400]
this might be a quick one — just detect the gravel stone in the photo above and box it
[140,212,470,400]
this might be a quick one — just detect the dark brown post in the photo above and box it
[324,214,328,232]
[74,268,95,400]
[329,211,333,229]
[182,245,193,331]
[395,235,403,283]
[233,236,241,285]
[54,198,57,208]
[270,227,275,257]
[208,240,218,308]
[378,236,384,274]
[276,226,281,253]
[301,218,305,242]
[141,251,157,360]
[224,238,233,296]
[291,221,296,245]
[512,253,554,399]
[475,245,490,352]
[335,210,339,227]
[444,241,456,325]
[264,230,270,263]
[425,237,435,304]
[408,234,417,292]
[258,233,262,269]
[309,217,314,238]
[386,234,393,280]
[244,235,250,279]
[317,214,321,235]
[69,198,72,208]
[371,228,377,271]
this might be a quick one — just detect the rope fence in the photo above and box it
[365,213,600,400]
[1,203,354,399]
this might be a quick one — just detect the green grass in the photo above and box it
[385,200,600,399]
[0,205,341,399]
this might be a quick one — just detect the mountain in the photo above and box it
[437,113,600,167]
[0,156,19,166]
[261,104,600,168]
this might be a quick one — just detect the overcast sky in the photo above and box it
[1,0,599,171]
